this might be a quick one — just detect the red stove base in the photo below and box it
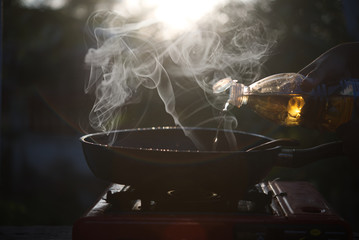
[72,181,352,240]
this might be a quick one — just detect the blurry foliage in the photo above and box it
[1,0,358,228]
[257,0,350,74]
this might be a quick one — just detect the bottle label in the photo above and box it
[340,79,359,97]
[312,79,359,129]
[341,79,359,120]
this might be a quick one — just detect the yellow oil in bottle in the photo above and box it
[214,73,359,131]
[245,94,354,131]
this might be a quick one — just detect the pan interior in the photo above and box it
[84,127,272,152]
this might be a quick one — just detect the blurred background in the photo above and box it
[1,0,359,232]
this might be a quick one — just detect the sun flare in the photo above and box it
[113,0,230,37]
[154,0,227,30]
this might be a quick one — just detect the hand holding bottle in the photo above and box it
[299,42,359,91]
[299,42,359,162]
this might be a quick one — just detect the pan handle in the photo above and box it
[276,141,344,168]
[245,138,299,152]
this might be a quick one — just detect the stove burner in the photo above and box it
[105,185,273,214]
[167,189,219,201]
[73,181,353,240]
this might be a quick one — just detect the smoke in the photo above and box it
[84,0,276,148]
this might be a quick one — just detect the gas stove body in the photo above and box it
[73,181,352,240]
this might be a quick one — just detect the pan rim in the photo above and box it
[79,126,277,153]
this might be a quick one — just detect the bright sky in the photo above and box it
[20,0,254,37]
[113,0,231,37]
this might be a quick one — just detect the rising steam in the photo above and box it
[84,1,276,148]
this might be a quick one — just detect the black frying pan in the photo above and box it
[80,127,343,199]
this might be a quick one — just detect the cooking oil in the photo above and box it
[245,93,354,131]
[212,102,231,151]
[213,73,358,131]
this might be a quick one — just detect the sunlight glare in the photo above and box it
[153,0,227,31]
[285,96,305,126]
[113,0,230,37]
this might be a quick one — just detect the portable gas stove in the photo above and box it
[73,180,352,240]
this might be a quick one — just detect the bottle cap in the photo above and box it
[212,77,233,94]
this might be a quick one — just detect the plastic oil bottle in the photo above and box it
[213,73,359,131]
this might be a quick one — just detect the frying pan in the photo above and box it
[80,127,343,199]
